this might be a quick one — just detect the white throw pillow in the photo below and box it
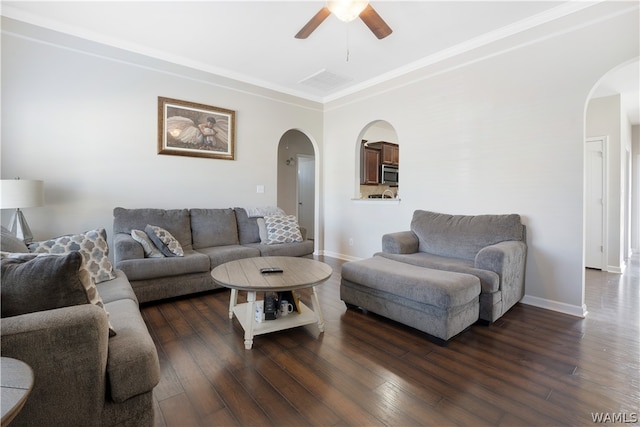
[263,215,303,245]
[131,229,165,258]
[257,218,269,243]
[27,228,116,284]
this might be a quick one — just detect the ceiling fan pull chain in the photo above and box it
[346,24,350,62]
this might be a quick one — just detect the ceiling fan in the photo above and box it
[295,1,392,40]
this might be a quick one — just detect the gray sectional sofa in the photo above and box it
[1,227,160,427]
[113,207,314,303]
[341,210,527,342]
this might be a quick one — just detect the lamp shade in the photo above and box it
[1,179,45,209]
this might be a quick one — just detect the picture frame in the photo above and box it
[158,96,235,160]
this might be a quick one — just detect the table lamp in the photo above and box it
[1,179,44,243]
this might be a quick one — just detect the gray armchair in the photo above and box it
[376,210,527,322]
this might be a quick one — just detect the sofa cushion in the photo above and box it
[234,207,261,244]
[104,298,160,403]
[28,229,117,284]
[131,229,164,258]
[113,207,193,251]
[244,240,314,257]
[145,224,184,257]
[263,215,303,244]
[410,210,524,261]
[96,269,139,304]
[196,245,260,269]
[190,208,239,249]
[375,251,500,293]
[0,226,29,252]
[341,256,480,309]
[116,250,210,281]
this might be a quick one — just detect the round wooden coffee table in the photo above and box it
[211,256,332,349]
[1,357,34,427]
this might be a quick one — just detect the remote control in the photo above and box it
[260,267,284,274]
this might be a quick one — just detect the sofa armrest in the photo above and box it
[475,240,527,293]
[114,233,144,265]
[381,231,419,254]
[1,304,110,427]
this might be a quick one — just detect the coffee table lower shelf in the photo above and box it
[232,300,323,349]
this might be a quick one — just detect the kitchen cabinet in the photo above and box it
[361,146,380,185]
[381,143,399,166]
[367,141,398,166]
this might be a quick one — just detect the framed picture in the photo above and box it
[158,97,235,160]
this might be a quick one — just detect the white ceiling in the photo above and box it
[2,0,638,122]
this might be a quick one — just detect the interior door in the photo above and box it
[585,138,606,269]
[297,155,315,240]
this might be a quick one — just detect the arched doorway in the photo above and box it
[277,129,316,241]
[584,59,639,274]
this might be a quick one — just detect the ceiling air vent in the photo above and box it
[299,69,352,91]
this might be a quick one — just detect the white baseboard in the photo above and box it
[319,250,362,262]
[606,264,625,274]
[520,295,588,318]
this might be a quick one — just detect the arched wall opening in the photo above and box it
[277,129,318,246]
[354,120,400,200]
[583,58,639,307]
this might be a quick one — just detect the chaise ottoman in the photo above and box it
[340,256,481,343]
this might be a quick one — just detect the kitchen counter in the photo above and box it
[351,197,401,205]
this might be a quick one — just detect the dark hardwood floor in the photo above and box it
[142,254,639,426]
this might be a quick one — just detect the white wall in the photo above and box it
[1,19,323,249]
[322,5,639,316]
[633,125,640,253]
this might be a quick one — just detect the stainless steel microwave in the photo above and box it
[381,165,399,185]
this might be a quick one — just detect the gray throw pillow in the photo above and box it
[0,227,29,253]
[0,252,116,336]
[2,252,87,314]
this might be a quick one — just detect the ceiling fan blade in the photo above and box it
[295,7,331,39]
[359,4,392,39]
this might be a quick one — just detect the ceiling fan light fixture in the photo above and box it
[327,0,369,22]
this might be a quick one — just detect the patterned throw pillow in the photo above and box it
[263,215,303,245]
[145,224,184,257]
[28,228,116,284]
[1,252,116,336]
[131,229,165,258]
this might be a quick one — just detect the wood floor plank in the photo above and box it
[143,254,639,427]
[336,320,505,424]
[158,392,202,427]
[285,342,427,426]
[250,351,342,426]
[260,339,384,426]
[152,342,185,402]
